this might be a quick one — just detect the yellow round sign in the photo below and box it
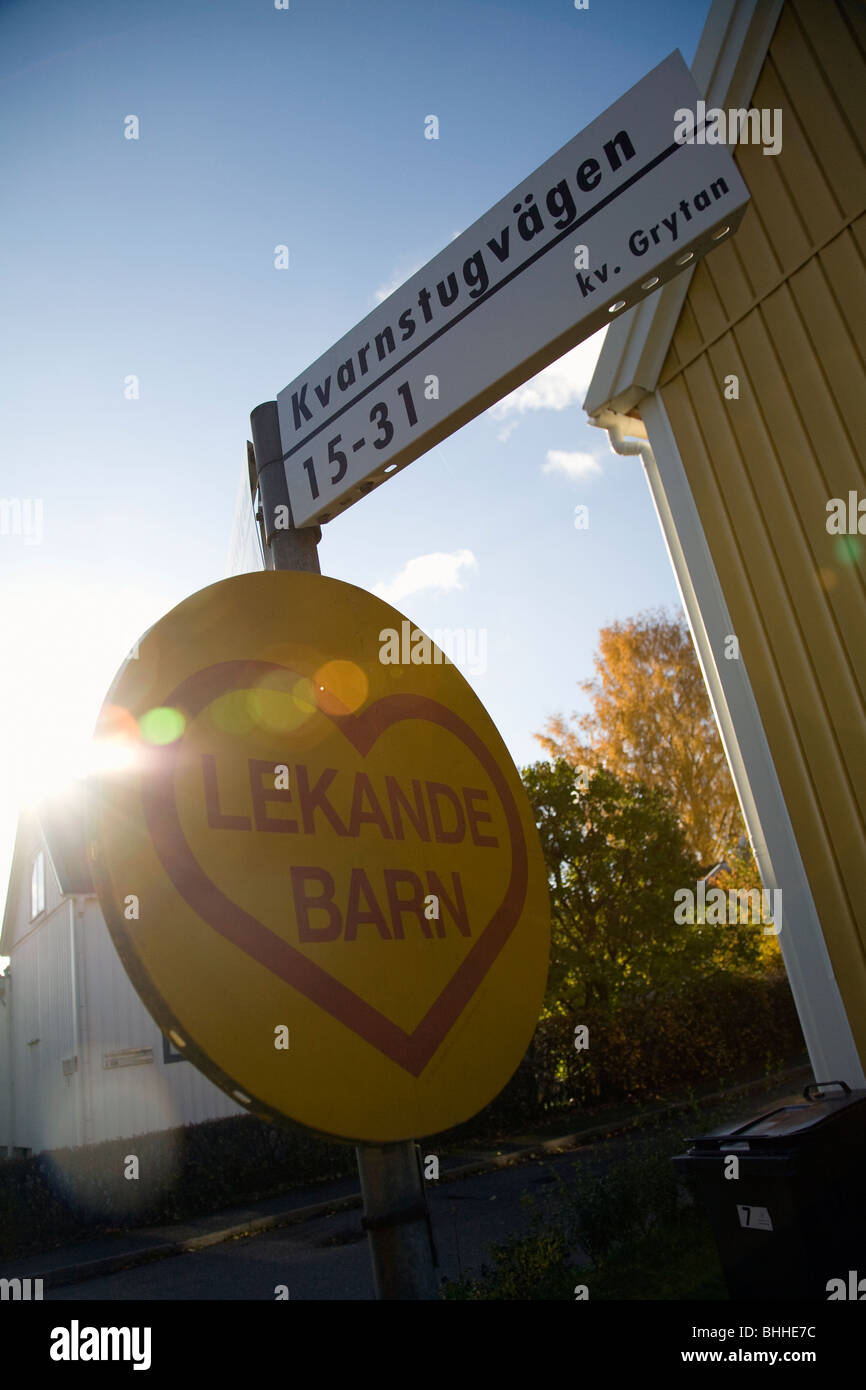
[88,571,549,1142]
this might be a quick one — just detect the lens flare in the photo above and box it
[291,675,317,713]
[139,707,185,745]
[89,703,141,775]
[314,660,369,716]
[834,536,862,566]
[248,670,317,733]
[210,690,257,736]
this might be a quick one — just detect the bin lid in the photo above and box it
[684,1082,866,1152]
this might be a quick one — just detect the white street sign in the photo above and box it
[277,51,749,528]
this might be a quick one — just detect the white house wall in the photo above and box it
[1,825,244,1156]
[78,897,243,1149]
[10,902,78,1154]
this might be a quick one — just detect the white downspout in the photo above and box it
[68,898,82,1148]
[76,899,94,1146]
[590,407,651,462]
[1,969,11,1158]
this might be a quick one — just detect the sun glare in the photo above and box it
[1,579,176,824]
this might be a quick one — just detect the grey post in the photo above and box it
[356,1142,439,1300]
[250,401,321,574]
[248,401,439,1302]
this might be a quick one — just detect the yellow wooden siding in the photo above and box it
[660,0,866,385]
[657,0,866,1060]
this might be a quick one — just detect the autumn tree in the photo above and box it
[535,609,743,864]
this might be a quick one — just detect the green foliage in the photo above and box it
[552,971,804,1108]
[554,1106,745,1298]
[523,758,733,1013]
[445,1109,734,1301]
[429,972,804,1142]
[441,1226,578,1300]
[585,1209,727,1300]
[560,1138,686,1264]
[704,842,781,974]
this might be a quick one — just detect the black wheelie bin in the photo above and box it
[673,1081,866,1299]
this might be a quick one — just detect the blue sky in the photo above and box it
[0,0,711,928]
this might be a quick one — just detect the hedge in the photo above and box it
[0,1114,355,1259]
[434,969,805,1141]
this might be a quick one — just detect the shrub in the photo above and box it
[431,969,804,1144]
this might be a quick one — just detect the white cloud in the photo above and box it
[373,259,426,305]
[373,550,478,605]
[543,449,603,480]
[373,227,463,303]
[490,326,608,420]
[496,420,520,444]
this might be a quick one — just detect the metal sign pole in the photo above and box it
[355,1141,438,1300]
[249,401,439,1302]
[250,402,322,575]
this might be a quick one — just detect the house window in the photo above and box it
[30,852,45,920]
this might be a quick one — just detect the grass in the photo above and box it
[586,1210,727,1300]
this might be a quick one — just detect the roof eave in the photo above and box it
[0,811,36,957]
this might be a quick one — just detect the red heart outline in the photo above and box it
[140,660,529,1077]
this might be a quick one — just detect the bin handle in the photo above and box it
[804,1080,851,1100]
